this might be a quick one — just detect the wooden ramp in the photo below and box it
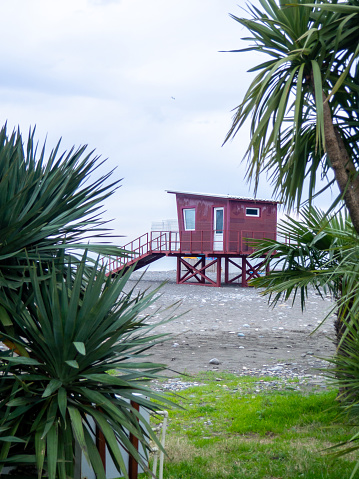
[103,232,178,276]
[104,230,269,287]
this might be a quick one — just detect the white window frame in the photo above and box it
[246,207,260,217]
[213,207,224,234]
[183,208,196,231]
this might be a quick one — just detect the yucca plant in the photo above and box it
[0,254,172,479]
[0,124,174,478]
[0,124,124,298]
[0,122,127,353]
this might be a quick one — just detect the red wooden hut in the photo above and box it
[105,191,278,287]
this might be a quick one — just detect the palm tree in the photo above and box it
[223,0,359,232]
[223,3,359,467]
[250,206,359,346]
[250,207,359,472]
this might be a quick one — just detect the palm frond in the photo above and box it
[250,205,357,310]
[224,0,359,210]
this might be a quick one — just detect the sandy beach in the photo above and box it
[126,271,336,379]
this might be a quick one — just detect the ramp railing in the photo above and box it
[102,231,180,273]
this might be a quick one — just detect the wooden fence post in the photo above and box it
[128,401,140,479]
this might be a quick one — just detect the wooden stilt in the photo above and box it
[200,256,206,284]
[224,257,229,284]
[242,257,247,287]
[216,257,221,287]
[176,256,181,284]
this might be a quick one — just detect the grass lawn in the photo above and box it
[146,372,359,479]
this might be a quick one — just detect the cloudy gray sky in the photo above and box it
[2,0,337,265]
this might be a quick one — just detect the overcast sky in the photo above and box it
[2,0,337,263]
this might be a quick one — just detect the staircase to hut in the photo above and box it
[104,231,180,276]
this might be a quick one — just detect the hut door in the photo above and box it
[213,207,224,251]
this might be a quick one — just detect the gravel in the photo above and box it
[128,270,337,389]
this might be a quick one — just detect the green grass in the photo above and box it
[148,372,359,479]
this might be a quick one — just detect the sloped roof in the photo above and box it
[166,190,280,204]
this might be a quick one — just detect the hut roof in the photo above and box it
[166,190,280,204]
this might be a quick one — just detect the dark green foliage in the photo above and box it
[0,257,171,479]
[0,125,123,266]
[324,323,359,478]
[0,124,126,353]
[0,125,173,478]
[249,206,359,474]
[224,0,359,211]
[250,206,358,311]
[224,1,359,475]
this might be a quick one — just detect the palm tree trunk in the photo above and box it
[318,100,359,398]
[322,93,359,235]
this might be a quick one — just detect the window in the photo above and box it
[183,208,196,230]
[246,207,260,217]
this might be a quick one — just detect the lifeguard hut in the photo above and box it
[106,191,278,287]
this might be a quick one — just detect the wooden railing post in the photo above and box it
[96,408,106,474]
[128,401,140,479]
